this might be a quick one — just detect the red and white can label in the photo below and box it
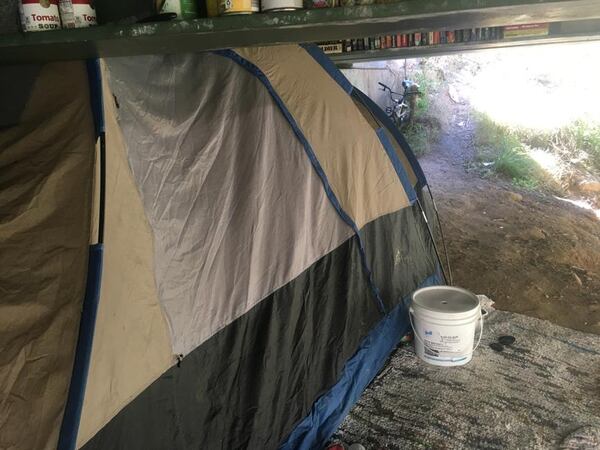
[72,0,96,28]
[19,0,61,32]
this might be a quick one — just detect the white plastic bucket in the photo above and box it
[410,286,483,367]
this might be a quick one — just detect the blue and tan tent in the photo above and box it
[0,45,444,450]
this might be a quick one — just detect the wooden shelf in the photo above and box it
[0,0,599,64]
[329,19,600,63]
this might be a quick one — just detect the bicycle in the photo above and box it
[378,80,419,128]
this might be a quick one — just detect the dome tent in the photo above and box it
[0,45,443,450]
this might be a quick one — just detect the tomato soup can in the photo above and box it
[58,0,96,27]
[19,0,61,32]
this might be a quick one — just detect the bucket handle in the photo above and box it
[408,307,484,357]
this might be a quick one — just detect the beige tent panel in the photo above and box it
[0,62,95,450]
[76,65,174,448]
[235,45,410,229]
[351,97,418,187]
[103,52,356,358]
[380,127,418,187]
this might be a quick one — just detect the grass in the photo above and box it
[474,113,546,190]
[517,120,600,173]
[402,71,440,157]
[474,112,600,192]
[413,71,435,117]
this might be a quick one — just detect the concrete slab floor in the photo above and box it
[334,298,600,449]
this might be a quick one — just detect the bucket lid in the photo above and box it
[412,286,479,315]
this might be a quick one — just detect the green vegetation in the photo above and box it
[517,120,600,173]
[402,71,440,157]
[412,71,435,117]
[474,112,600,191]
[474,113,544,189]
[402,123,430,157]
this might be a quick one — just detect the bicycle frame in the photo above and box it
[379,81,411,128]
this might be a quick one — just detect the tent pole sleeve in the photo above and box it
[214,49,387,316]
[57,244,104,450]
[353,87,428,188]
[85,59,106,244]
[415,197,449,285]
[98,132,106,244]
[279,271,443,450]
[57,59,106,450]
[426,184,454,285]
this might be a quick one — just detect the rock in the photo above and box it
[571,265,588,274]
[508,192,523,202]
[579,180,600,193]
[573,273,583,287]
[349,444,366,450]
[521,227,546,240]
[498,335,516,346]
[490,342,504,352]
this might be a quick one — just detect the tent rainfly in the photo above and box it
[0,45,444,450]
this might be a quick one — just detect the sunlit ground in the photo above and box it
[386,41,600,219]
[460,42,600,219]
[555,196,600,219]
[460,41,600,131]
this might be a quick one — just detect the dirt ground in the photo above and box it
[420,97,600,335]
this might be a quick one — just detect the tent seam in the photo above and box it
[279,270,443,450]
[375,128,417,203]
[213,49,386,315]
[300,43,426,188]
[353,87,428,188]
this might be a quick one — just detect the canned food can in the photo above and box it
[414,32,421,46]
[206,0,219,16]
[220,0,259,14]
[19,0,61,32]
[71,0,96,27]
[161,0,198,19]
[317,41,342,54]
[261,0,302,11]
[58,0,75,28]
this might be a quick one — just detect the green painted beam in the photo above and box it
[1,0,599,63]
